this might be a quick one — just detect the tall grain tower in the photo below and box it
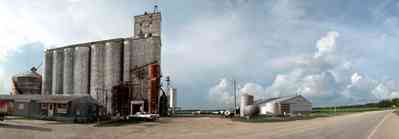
[42,7,162,115]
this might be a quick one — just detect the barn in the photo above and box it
[255,95,312,115]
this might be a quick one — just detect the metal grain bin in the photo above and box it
[240,93,254,117]
[244,105,259,117]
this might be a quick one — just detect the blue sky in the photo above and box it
[1,0,399,107]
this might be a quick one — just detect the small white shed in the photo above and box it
[255,95,312,115]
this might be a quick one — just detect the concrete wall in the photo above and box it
[134,12,161,38]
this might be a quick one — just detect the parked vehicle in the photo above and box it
[0,100,14,121]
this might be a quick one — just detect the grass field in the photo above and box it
[312,107,385,114]
[239,107,387,123]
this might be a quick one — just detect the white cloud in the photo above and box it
[0,0,147,62]
[351,73,363,85]
[239,83,265,98]
[208,78,235,108]
[209,30,399,106]
[314,31,339,58]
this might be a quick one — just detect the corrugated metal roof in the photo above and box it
[254,97,280,104]
[12,67,41,79]
[255,95,306,105]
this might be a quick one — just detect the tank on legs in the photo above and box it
[63,47,74,95]
[73,46,90,95]
[52,49,64,95]
[42,50,53,95]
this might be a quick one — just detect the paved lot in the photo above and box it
[0,110,397,139]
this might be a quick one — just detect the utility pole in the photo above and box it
[233,80,237,115]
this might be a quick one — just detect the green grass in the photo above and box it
[238,107,386,123]
[312,107,385,114]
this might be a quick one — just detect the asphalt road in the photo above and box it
[0,110,397,139]
[269,110,396,139]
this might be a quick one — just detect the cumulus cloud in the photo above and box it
[264,31,399,105]
[0,0,148,62]
[3,0,399,107]
[239,83,265,97]
[208,79,235,108]
[314,31,339,58]
[209,31,399,106]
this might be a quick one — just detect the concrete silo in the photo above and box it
[123,38,133,82]
[63,47,74,95]
[104,40,123,113]
[73,46,90,95]
[42,50,53,95]
[52,49,64,95]
[90,43,106,100]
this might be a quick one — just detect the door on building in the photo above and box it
[280,104,290,114]
[130,100,144,115]
[48,104,54,117]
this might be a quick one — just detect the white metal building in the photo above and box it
[255,95,312,115]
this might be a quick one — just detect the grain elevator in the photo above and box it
[41,10,162,115]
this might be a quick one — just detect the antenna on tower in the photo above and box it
[153,4,159,13]
[152,0,160,13]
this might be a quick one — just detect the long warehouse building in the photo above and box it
[41,11,161,114]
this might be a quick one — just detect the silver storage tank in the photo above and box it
[73,46,90,95]
[244,105,259,117]
[42,50,53,95]
[240,93,254,117]
[63,47,74,95]
[169,88,177,109]
[104,41,122,113]
[52,49,64,95]
[90,43,105,100]
[123,38,132,82]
